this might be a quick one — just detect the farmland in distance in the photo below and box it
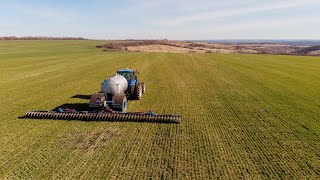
[0,40,319,179]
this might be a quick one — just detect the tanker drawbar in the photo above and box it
[21,69,182,124]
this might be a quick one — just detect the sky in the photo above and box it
[0,0,320,40]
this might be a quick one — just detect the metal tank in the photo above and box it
[101,75,128,94]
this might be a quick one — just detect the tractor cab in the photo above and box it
[117,69,135,80]
[117,69,138,87]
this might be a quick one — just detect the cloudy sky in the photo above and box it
[1,0,320,40]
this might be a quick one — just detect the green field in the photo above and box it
[0,40,319,179]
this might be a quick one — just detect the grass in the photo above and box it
[0,40,319,179]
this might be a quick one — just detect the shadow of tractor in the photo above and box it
[52,103,90,111]
[71,94,91,100]
[47,94,94,111]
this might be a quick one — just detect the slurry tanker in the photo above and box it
[22,69,181,123]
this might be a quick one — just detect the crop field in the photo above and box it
[0,40,319,179]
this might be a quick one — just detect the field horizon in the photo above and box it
[0,40,319,179]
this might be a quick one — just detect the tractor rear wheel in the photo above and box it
[128,85,135,99]
[134,83,142,100]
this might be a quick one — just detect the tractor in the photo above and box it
[116,69,145,100]
[88,69,145,112]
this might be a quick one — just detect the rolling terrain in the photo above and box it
[0,40,319,179]
[97,40,320,56]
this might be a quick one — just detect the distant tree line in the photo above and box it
[96,40,171,49]
[0,36,87,40]
[97,40,220,51]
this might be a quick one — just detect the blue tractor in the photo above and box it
[117,69,145,100]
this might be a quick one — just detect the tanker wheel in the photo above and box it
[128,85,135,100]
[134,83,142,100]
[112,93,127,112]
[141,82,146,94]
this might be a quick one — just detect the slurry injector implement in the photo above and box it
[22,69,181,123]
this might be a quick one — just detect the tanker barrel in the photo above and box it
[101,75,128,94]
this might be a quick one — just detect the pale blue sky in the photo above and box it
[1,0,319,40]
